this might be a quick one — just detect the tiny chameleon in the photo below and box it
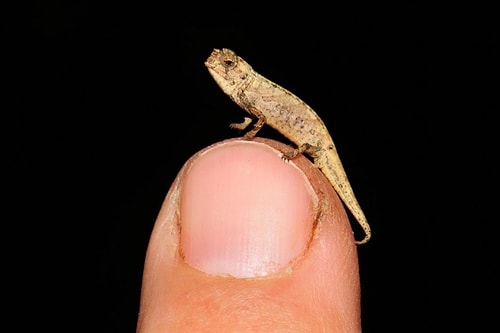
[205,48,371,245]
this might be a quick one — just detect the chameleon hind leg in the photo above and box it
[282,143,321,161]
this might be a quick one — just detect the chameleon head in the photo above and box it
[205,48,253,97]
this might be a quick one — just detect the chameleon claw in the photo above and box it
[229,117,252,131]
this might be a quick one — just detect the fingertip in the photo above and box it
[138,138,361,332]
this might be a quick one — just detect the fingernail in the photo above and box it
[180,141,314,278]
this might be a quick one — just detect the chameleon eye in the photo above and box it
[223,58,234,66]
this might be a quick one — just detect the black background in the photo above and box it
[3,3,496,332]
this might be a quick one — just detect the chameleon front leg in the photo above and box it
[230,106,266,140]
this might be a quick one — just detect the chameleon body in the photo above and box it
[205,48,371,245]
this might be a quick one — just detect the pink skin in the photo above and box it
[137,138,361,332]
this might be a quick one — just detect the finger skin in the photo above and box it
[137,138,361,332]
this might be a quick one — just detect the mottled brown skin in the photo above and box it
[205,48,371,245]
